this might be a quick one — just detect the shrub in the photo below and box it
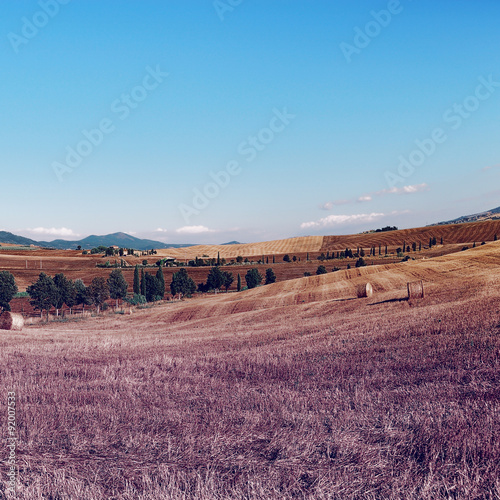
[124,294,147,306]
[316,265,327,275]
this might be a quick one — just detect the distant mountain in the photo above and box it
[0,231,39,246]
[0,231,196,251]
[435,206,500,225]
[220,241,243,245]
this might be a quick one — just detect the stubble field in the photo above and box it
[1,239,500,498]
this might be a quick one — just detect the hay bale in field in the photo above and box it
[0,312,24,331]
[407,280,424,299]
[356,283,373,298]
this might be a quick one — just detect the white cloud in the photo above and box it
[301,212,385,229]
[26,227,79,238]
[155,228,168,233]
[375,183,429,196]
[320,199,351,210]
[320,184,427,210]
[175,225,216,234]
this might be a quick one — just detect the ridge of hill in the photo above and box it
[435,206,500,225]
[0,231,196,251]
[155,220,500,260]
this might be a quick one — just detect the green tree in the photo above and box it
[236,255,243,263]
[316,265,327,275]
[74,279,91,313]
[170,268,196,298]
[265,268,276,284]
[283,254,291,262]
[237,273,241,292]
[359,248,365,257]
[133,265,140,294]
[222,271,234,292]
[53,273,74,316]
[27,272,57,320]
[140,268,146,296]
[88,277,109,314]
[144,273,161,302]
[0,271,18,312]
[108,269,129,308]
[156,267,165,299]
[245,268,262,289]
[355,258,366,268]
[206,266,225,293]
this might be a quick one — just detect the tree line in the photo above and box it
[0,265,281,318]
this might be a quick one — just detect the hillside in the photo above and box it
[436,205,500,225]
[140,240,500,323]
[0,231,39,247]
[155,220,500,260]
[0,231,195,251]
[156,235,325,259]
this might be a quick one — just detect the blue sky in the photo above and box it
[1,0,499,244]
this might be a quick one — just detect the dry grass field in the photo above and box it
[1,220,498,293]
[1,237,500,498]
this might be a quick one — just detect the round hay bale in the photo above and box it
[407,280,424,299]
[356,283,373,298]
[0,312,24,331]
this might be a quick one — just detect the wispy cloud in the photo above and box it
[301,212,385,229]
[321,184,428,210]
[481,164,500,172]
[25,227,80,238]
[320,200,351,210]
[175,225,216,234]
[155,228,168,233]
[375,183,429,196]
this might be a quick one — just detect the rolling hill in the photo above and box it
[435,205,500,225]
[0,231,195,251]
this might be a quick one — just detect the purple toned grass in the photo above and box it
[1,283,500,499]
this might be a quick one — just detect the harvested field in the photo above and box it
[1,240,500,498]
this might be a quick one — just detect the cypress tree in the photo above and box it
[156,267,165,299]
[133,265,140,294]
[140,268,146,296]
[217,252,220,266]
[237,273,241,292]
[385,245,388,255]
[272,255,275,264]
[419,241,421,251]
